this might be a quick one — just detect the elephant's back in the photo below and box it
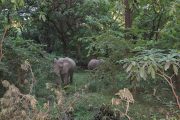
[88,59,101,70]
[63,57,76,68]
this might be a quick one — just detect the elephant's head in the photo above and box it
[53,58,64,76]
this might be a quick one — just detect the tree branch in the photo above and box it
[156,70,180,109]
[0,27,8,61]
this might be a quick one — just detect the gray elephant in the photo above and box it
[53,57,76,85]
[88,59,104,70]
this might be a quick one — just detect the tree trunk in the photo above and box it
[0,28,8,61]
[124,0,132,40]
[62,39,68,56]
[124,0,132,29]
[76,43,81,60]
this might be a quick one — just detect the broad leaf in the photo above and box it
[140,66,146,80]
[123,63,128,69]
[132,61,136,66]
[126,64,133,72]
[164,62,171,71]
[150,67,156,79]
[173,64,178,75]
[148,65,152,74]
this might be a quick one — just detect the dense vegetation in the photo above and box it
[0,0,180,120]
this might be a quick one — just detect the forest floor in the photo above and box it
[37,71,180,120]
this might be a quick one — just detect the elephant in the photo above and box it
[53,57,76,85]
[88,59,104,70]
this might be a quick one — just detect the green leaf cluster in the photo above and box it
[120,49,180,81]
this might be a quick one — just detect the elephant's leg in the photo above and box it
[63,73,69,85]
[70,71,74,83]
[60,74,64,84]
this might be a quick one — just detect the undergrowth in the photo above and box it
[0,70,179,120]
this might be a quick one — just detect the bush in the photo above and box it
[0,80,50,120]
[0,36,57,97]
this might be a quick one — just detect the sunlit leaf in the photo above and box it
[11,0,16,3]
[18,0,24,7]
[132,61,136,66]
[127,72,132,78]
[136,74,141,81]
[140,67,144,78]
[123,63,128,68]
[164,62,171,71]
[126,64,133,72]
[150,67,155,79]
[39,12,46,22]
[41,15,46,22]
[148,65,152,74]
[1,0,5,3]
[173,64,178,75]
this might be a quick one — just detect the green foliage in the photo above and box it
[120,49,180,81]
[0,35,56,98]
[0,0,57,96]
[94,105,121,120]
[70,72,180,120]
[0,0,24,9]
[74,93,112,120]
[89,58,118,81]
[1,0,180,119]
[87,58,130,94]
[159,0,180,49]
[119,49,180,109]
[32,53,56,97]
[1,37,42,77]
[80,30,132,58]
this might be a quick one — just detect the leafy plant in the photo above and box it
[120,49,180,109]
